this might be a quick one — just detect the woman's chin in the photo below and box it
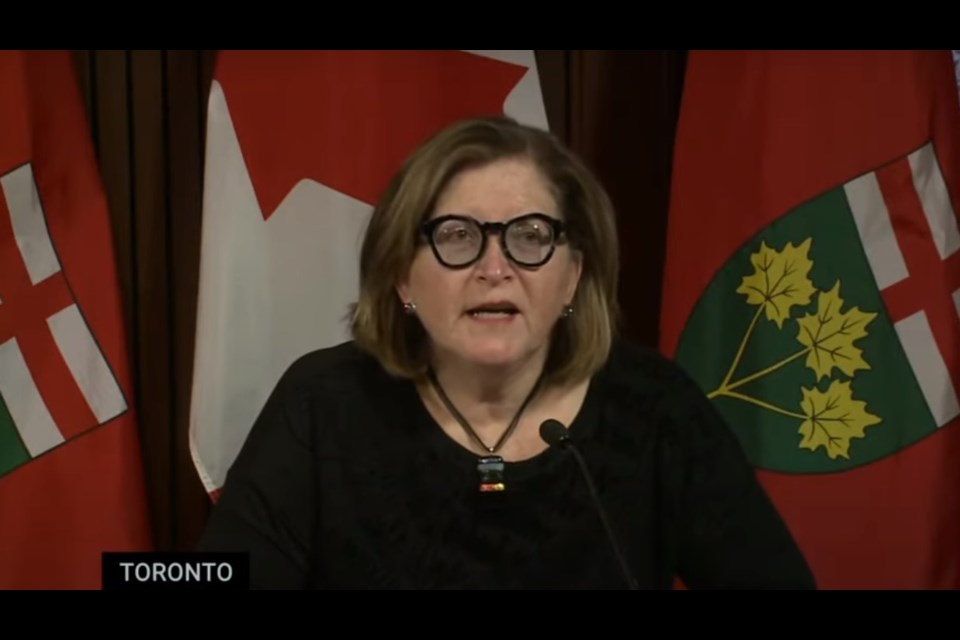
[458,342,529,369]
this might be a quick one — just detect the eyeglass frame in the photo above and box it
[419,212,569,269]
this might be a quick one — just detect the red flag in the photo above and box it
[661,50,960,588]
[189,50,549,497]
[0,50,153,589]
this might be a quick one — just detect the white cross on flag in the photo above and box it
[0,50,153,589]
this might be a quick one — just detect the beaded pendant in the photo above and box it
[477,455,506,492]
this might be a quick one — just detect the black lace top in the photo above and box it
[198,339,815,589]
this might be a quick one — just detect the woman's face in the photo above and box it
[396,157,582,373]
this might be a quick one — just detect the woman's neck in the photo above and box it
[428,349,547,429]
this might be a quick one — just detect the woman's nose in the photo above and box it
[475,236,512,281]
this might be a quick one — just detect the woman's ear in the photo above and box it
[564,249,583,304]
[395,277,410,305]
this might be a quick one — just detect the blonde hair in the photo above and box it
[350,116,620,385]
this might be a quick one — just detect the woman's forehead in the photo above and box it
[432,159,557,219]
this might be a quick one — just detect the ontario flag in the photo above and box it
[0,51,153,589]
[189,50,549,497]
[661,50,960,589]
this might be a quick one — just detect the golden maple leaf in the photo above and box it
[798,380,881,459]
[796,281,877,381]
[736,238,816,328]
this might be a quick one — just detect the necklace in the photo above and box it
[427,367,544,493]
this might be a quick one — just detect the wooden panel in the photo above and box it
[568,51,587,153]
[72,51,94,135]
[534,50,569,142]
[569,50,687,347]
[93,51,134,343]
[166,49,210,549]
[130,49,172,551]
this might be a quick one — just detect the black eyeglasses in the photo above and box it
[420,213,567,269]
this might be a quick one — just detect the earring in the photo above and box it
[403,301,417,315]
[561,304,573,318]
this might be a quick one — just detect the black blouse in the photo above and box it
[197,339,816,590]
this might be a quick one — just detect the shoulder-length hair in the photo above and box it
[350,116,620,385]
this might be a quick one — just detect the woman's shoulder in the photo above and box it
[271,340,393,405]
[595,338,727,439]
[600,338,702,397]
[284,339,372,376]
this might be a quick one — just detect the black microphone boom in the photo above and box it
[539,419,639,590]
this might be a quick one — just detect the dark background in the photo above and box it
[71,50,689,551]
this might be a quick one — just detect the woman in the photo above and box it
[197,116,816,589]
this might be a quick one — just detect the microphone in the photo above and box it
[539,419,639,590]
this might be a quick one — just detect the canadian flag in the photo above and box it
[189,50,549,496]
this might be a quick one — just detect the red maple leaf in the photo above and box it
[215,50,529,219]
